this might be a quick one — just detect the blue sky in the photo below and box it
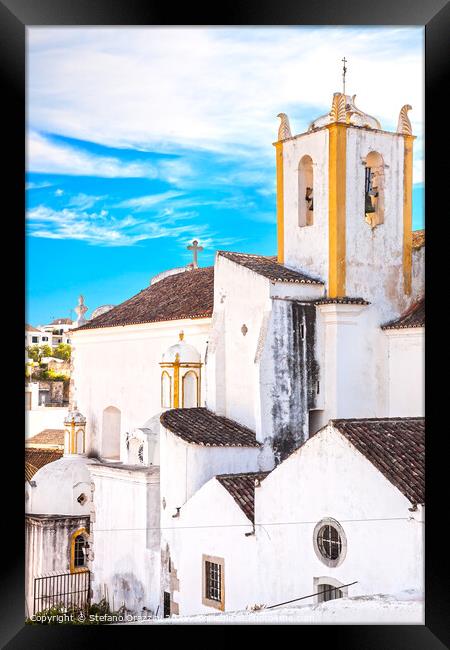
[26,27,424,325]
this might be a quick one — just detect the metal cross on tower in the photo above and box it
[187,239,203,269]
[342,57,348,95]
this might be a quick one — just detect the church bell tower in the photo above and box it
[274,81,415,312]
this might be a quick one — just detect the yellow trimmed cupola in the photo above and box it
[63,405,87,456]
[160,332,202,409]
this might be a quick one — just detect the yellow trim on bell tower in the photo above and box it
[327,122,347,297]
[402,134,414,295]
[275,141,284,264]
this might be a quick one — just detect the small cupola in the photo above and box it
[64,405,87,456]
[160,332,202,409]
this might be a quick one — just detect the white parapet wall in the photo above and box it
[25,407,68,438]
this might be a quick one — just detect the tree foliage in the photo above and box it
[53,343,72,361]
[26,344,52,364]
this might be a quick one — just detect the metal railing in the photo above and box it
[33,571,90,615]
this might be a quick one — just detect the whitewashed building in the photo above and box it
[25,89,425,622]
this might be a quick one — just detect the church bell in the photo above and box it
[365,192,376,214]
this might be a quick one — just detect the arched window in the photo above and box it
[314,577,348,603]
[364,151,384,228]
[298,155,314,227]
[101,406,121,460]
[70,528,88,573]
[182,371,198,408]
[161,371,172,408]
[76,428,85,454]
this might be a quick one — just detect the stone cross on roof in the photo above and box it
[187,240,204,269]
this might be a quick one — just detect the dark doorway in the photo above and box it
[163,591,171,618]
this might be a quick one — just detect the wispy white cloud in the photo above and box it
[26,181,52,190]
[27,131,160,178]
[114,190,184,210]
[26,203,241,249]
[28,27,423,155]
[66,193,106,210]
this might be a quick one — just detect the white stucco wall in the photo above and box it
[164,479,256,616]
[208,255,272,433]
[256,426,424,611]
[345,128,412,321]
[411,246,425,302]
[71,318,210,459]
[89,464,160,614]
[209,254,323,453]
[25,514,89,618]
[316,303,390,421]
[160,428,260,520]
[282,129,329,280]
[386,329,424,416]
[25,406,68,438]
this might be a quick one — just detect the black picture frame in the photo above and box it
[2,0,448,646]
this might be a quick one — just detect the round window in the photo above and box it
[313,518,347,568]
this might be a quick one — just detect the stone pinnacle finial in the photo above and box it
[74,294,88,325]
[397,105,413,135]
[277,113,292,141]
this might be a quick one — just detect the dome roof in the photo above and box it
[64,407,87,427]
[91,304,115,320]
[25,455,97,516]
[308,93,381,131]
[161,332,201,364]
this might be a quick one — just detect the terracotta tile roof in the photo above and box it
[25,323,41,332]
[25,448,63,481]
[75,267,214,331]
[382,299,425,330]
[314,297,370,306]
[160,407,260,447]
[332,417,425,505]
[218,251,323,284]
[26,429,65,448]
[216,471,269,522]
[412,230,425,250]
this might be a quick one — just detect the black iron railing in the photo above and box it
[33,571,90,615]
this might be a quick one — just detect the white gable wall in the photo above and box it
[208,255,272,433]
[255,426,424,608]
[159,428,260,521]
[163,478,256,616]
